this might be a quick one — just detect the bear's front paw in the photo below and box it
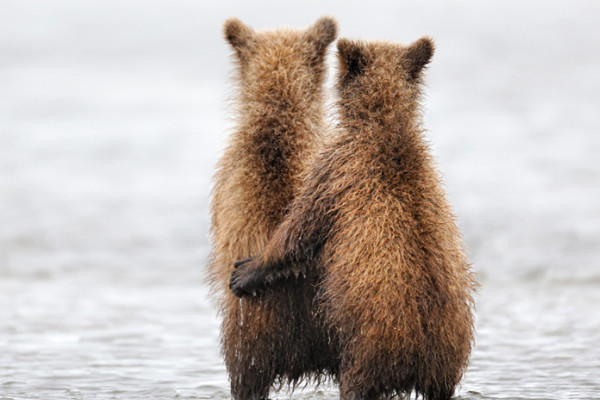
[229,257,267,298]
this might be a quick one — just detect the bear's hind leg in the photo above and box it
[224,333,274,400]
[415,380,455,400]
[338,369,382,400]
[228,359,272,400]
[222,301,277,400]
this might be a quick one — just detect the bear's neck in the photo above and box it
[341,99,423,144]
[339,98,431,178]
[240,93,324,140]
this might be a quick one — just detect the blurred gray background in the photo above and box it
[1,1,599,399]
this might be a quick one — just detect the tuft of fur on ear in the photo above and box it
[305,16,338,55]
[405,37,435,80]
[337,39,367,79]
[223,18,254,56]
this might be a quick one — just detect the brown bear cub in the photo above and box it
[209,17,338,400]
[231,38,476,400]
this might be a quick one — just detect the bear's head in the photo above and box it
[224,17,337,106]
[336,38,434,119]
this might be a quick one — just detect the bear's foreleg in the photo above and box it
[230,186,333,297]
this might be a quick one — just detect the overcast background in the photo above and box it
[1,1,599,399]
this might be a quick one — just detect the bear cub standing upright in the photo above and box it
[208,17,338,400]
[231,37,477,400]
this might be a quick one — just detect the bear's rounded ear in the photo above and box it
[337,39,367,80]
[304,16,338,56]
[223,18,254,58]
[404,37,434,80]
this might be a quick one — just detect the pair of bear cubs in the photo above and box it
[209,16,475,400]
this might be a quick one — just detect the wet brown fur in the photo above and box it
[208,17,338,399]
[231,38,476,400]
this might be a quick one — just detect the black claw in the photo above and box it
[234,257,255,268]
[231,285,246,298]
[230,275,245,298]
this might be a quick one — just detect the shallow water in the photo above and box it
[2,1,600,399]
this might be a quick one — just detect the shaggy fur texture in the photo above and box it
[208,17,338,400]
[231,38,476,400]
